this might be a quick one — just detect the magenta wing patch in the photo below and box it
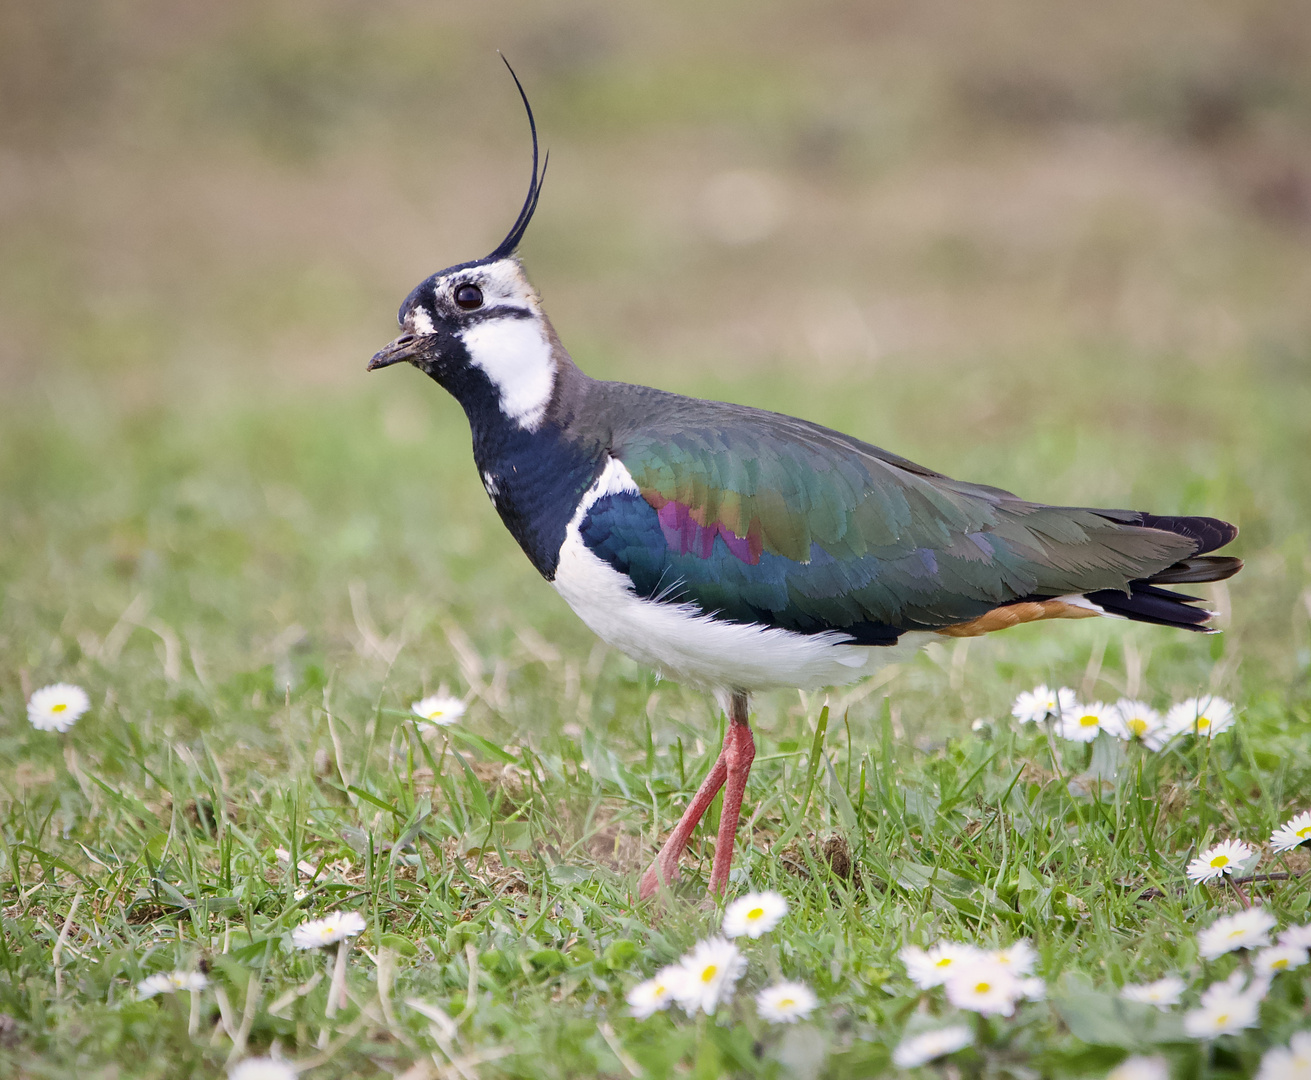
[655,499,762,565]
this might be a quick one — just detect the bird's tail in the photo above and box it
[1082,513,1241,632]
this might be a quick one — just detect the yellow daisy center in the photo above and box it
[1226,928,1246,940]
[1271,958,1288,970]
[1215,1012,1229,1026]
[1210,855,1230,868]
[428,710,443,719]
[1197,716,1211,729]
[700,964,718,983]
[747,907,765,921]
[935,957,953,968]
[1128,718,1147,736]
[1079,714,1099,727]
[1296,825,1311,839]
[974,981,992,993]
[778,997,795,1008]
[51,703,67,712]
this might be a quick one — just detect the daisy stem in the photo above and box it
[326,939,349,1020]
[765,935,781,982]
[1228,874,1251,909]
[1042,717,1064,784]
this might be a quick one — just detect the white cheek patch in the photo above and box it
[462,317,556,430]
[409,308,434,334]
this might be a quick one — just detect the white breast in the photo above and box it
[550,457,926,693]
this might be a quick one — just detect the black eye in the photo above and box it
[454,283,483,310]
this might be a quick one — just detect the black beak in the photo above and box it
[368,334,419,371]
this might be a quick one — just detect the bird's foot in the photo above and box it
[638,857,682,900]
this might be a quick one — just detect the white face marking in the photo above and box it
[441,260,555,431]
[549,458,926,692]
[409,308,434,334]
[462,317,556,431]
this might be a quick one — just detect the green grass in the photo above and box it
[1,370,1309,1079]
[3,6,1311,1072]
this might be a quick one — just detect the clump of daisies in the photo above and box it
[899,937,1044,1018]
[292,910,366,1019]
[1009,686,1240,751]
[27,683,91,732]
[1186,838,1257,884]
[627,889,817,1024]
[626,937,746,1018]
[410,693,466,728]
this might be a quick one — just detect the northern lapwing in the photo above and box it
[368,67,1242,899]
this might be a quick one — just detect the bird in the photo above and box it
[368,65,1242,900]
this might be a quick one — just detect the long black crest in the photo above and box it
[485,56,548,262]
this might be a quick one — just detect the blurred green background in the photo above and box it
[3,0,1311,719]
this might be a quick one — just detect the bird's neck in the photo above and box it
[445,328,611,579]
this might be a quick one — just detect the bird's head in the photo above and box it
[369,61,557,432]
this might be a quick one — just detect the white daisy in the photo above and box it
[1183,970,1266,1038]
[1105,700,1170,750]
[1119,975,1185,1010]
[670,937,746,1016]
[410,694,466,727]
[1256,1031,1311,1080]
[755,980,818,1024]
[943,958,1025,1017]
[1279,924,1311,949]
[137,970,210,998]
[1186,838,1256,884]
[990,940,1037,977]
[229,1059,298,1080]
[291,910,366,950]
[1197,907,1276,959]
[1058,700,1115,743]
[722,890,788,939]
[900,941,983,989]
[1107,1055,1170,1080]
[27,683,91,733]
[891,1025,973,1068]
[1270,811,1311,853]
[1165,695,1236,739]
[1019,976,1046,1001]
[1011,685,1076,725]
[626,965,683,1019]
[1254,944,1309,976]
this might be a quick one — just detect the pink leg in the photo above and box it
[707,694,755,895]
[639,692,754,899]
